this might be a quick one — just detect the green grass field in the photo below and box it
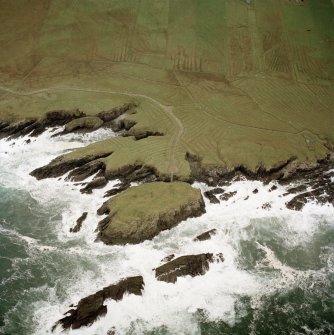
[1,0,333,176]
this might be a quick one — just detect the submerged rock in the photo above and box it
[53,276,144,330]
[155,253,224,283]
[96,182,206,245]
[194,228,217,241]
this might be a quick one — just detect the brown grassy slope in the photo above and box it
[0,0,334,176]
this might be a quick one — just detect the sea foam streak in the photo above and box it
[0,129,333,335]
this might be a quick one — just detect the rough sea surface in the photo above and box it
[0,130,333,335]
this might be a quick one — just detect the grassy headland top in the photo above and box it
[1,0,334,174]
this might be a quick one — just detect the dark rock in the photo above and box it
[107,328,116,335]
[269,185,277,192]
[244,196,249,200]
[282,158,334,210]
[26,139,31,144]
[155,253,223,283]
[70,212,88,233]
[133,131,163,140]
[119,165,158,185]
[63,116,104,133]
[31,109,86,136]
[67,160,105,182]
[45,109,85,123]
[97,202,110,216]
[261,202,271,210]
[0,120,9,130]
[54,276,144,330]
[286,185,307,194]
[97,103,137,122]
[219,191,237,201]
[30,153,112,180]
[252,189,258,194]
[1,119,37,138]
[204,188,224,204]
[194,229,217,241]
[81,177,108,194]
[185,152,296,185]
[1,109,91,139]
[286,195,308,211]
[104,183,130,198]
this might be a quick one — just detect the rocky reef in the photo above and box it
[53,276,144,330]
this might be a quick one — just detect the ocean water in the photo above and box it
[0,129,333,335]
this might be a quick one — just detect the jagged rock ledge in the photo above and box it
[70,212,88,233]
[96,182,206,245]
[54,253,224,330]
[0,102,137,139]
[187,152,334,211]
[53,276,144,331]
[155,253,224,283]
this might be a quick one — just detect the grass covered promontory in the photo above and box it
[96,182,205,245]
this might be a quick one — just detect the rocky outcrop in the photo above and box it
[81,176,108,194]
[70,212,88,233]
[0,119,37,138]
[155,253,224,283]
[0,109,86,138]
[0,102,138,139]
[66,160,106,182]
[53,276,144,331]
[203,188,224,204]
[104,182,130,198]
[96,182,206,245]
[30,152,112,180]
[64,116,104,132]
[194,229,217,241]
[220,191,237,201]
[97,103,137,122]
[281,156,334,210]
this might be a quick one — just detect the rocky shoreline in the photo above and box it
[0,103,137,140]
[1,107,333,333]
